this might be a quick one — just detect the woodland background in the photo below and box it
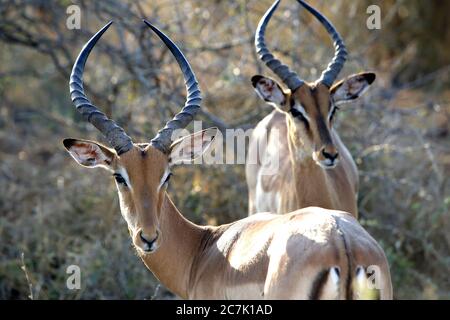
[0,0,449,299]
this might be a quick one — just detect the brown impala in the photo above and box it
[247,0,376,217]
[63,20,392,299]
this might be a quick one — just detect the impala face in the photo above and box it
[63,129,217,254]
[63,140,165,253]
[252,72,376,168]
[252,0,377,170]
[62,19,215,254]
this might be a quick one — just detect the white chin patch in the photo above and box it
[139,240,158,254]
[317,159,338,169]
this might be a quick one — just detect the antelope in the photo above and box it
[63,20,392,299]
[247,0,376,217]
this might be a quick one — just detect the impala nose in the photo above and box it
[317,146,339,168]
[322,149,339,162]
[139,230,159,253]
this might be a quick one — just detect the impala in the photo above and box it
[247,0,376,217]
[63,20,392,299]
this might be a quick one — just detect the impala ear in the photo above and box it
[168,128,218,166]
[330,72,376,106]
[251,75,289,111]
[63,138,116,171]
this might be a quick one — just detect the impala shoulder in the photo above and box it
[216,213,277,243]
[254,109,286,131]
[268,110,289,130]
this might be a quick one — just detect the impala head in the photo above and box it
[63,20,217,254]
[252,0,375,168]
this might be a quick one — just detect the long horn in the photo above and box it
[255,0,304,91]
[297,0,347,87]
[143,20,202,154]
[70,21,133,155]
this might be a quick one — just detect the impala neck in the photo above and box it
[286,117,335,208]
[138,194,213,299]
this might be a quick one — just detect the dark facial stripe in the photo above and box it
[329,104,339,122]
[316,116,333,145]
[310,86,333,145]
[290,108,310,130]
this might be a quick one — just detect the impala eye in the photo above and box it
[113,173,128,187]
[329,106,340,122]
[163,173,173,185]
[290,108,309,127]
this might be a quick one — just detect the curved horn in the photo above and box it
[255,0,304,91]
[70,21,133,155]
[297,0,347,87]
[143,20,202,154]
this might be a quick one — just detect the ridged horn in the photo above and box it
[297,0,347,87]
[255,0,304,91]
[70,21,133,155]
[143,20,202,154]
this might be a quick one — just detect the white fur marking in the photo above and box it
[118,167,132,191]
[355,266,366,286]
[292,103,311,121]
[330,267,340,284]
[158,166,171,190]
[328,102,338,122]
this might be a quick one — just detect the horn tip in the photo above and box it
[143,19,160,34]
[143,19,153,28]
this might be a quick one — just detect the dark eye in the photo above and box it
[290,108,309,126]
[113,173,128,187]
[329,106,340,122]
[163,173,173,185]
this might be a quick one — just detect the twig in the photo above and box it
[150,284,161,300]
[396,65,450,91]
[20,252,34,300]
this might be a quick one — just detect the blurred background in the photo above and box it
[0,0,449,299]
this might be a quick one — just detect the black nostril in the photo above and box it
[140,231,158,248]
[322,150,339,161]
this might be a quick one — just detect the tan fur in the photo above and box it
[67,143,391,299]
[247,82,359,217]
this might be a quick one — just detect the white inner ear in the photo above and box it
[169,131,215,166]
[255,79,285,106]
[292,103,311,121]
[333,98,347,107]
[353,83,370,98]
[169,139,197,166]
[68,143,112,170]
[333,76,371,105]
